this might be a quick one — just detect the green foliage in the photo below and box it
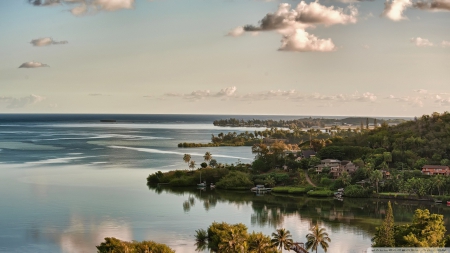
[394,209,447,247]
[344,185,372,198]
[96,237,175,253]
[248,232,278,253]
[206,222,249,252]
[271,228,293,252]
[147,171,164,185]
[169,177,194,187]
[307,190,334,197]
[320,177,332,186]
[216,171,254,190]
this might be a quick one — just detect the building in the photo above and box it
[315,159,341,173]
[315,159,358,177]
[421,165,450,176]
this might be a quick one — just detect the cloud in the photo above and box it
[30,37,68,46]
[386,95,424,107]
[413,0,450,11]
[279,29,336,52]
[19,61,50,68]
[28,0,134,16]
[163,87,377,105]
[227,27,245,37]
[442,40,450,47]
[243,1,358,32]
[382,0,412,21]
[410,37,433,47]
[0,94,46,109]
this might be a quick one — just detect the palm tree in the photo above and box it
[271,228,293,253]
[183,154,191,169]
[370,170,383,193]
[305,224,331,253]
[248,232,275,253]
[434,175,445,195]
[218,227,247,253]
[189,160,196,171]
[204,152,212,165]
[194,229,208,252]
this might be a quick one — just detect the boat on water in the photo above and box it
[210,183,215,189]
[197,181,206,188]
[251,185,271,192]
[435,200,443,204]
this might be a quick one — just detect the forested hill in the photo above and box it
[325,112,450,169]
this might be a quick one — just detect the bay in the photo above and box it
[0,114,447,253]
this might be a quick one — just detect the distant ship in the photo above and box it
[100,119,116,123]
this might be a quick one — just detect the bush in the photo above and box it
[307,190,334,197]
[216,171,254,190]
[169,177,194,187]
[344,185,372,198]
[97,237,175,253]
[320,177,332,186]
[288,187,307,194]
[271,187,290,193]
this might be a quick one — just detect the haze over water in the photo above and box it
[0,114,445,253]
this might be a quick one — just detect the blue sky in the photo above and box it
[0,0,449,116]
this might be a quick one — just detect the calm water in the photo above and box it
[0,114,447,253]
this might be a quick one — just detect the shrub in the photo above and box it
[216,171,254,190]
[307,190,334,197]
[344,185,372,198]
[271,187,290,193]
[169,177,194,187]
[320,177,332,186]
[288,187,307,194]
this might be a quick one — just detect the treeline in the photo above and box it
[213,117,406,129]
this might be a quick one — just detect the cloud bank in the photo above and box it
[413,0,450,11]
[0,94,46,109]
[27,0,134,16]
[279,29,336,52]
[19,61,50,68]
[30,37,68,46]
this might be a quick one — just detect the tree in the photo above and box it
[305,224,331,253]
[189,160,196,170]
[372,201,395,247]
[370,170,383,193]
[96,237,175,253]
[218,227,247,253]
[183,154,191,169]
[204,152,212,164]
[201,162,208,168]
[271,228,293,253]
[433,175,445,195]
[397,209,447,247]
[209,159,218,168]
[338,171,351,187]
[248,232,278,253]
[205,222,249,253]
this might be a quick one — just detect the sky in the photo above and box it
[0,0,449,116]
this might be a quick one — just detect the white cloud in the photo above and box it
[442,40,450,47]
[243,1,358,32]
[382,0,412,21]
[28,0,134,16]
[227,27,245,37]
[19,61,49,68]
[215,86,237,97]
[30,37,68,46]
[410,37,433,47]
[295,1,358,26]
[413,0,450,11]
[279,29,336,52]
[0,94,46,109]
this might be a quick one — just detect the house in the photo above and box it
[301,150,316,159]
[329,161,358,178]
[381,170,391,179]
[315,159,341,173]
[421,165,450,176]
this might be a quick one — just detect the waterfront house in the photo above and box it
[315,159,341,173]
[329,161,358,178]
[421,165,450,176]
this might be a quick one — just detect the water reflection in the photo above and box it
[25,214,132,253]
[148,185,450,234]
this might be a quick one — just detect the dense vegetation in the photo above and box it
[373,202,448,247]
[96,237,175,253]
[213,117,405,129]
